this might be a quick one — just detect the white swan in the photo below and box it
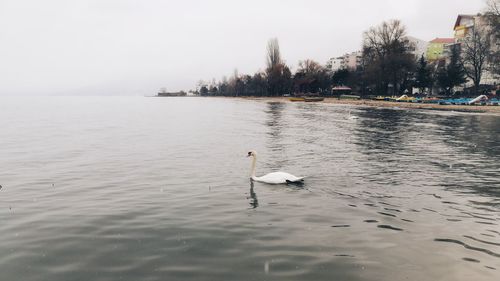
[247,151,305,184]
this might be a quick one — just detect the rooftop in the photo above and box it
[430,38,455,44]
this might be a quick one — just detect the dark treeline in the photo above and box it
[197,38,342,97]
[198,16,499,97]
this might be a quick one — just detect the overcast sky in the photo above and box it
[0,0,486,96]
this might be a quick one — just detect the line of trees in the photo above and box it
[345,17,497,96]
[198,38,333,97]
[197,5,499,97]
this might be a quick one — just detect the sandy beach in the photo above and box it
[237,96,500,115]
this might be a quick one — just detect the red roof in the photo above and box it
[430,38,455,44]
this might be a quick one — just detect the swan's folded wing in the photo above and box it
[254,173,286,184]
[256,172,304,184]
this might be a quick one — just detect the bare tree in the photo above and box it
[297,59,323,74]
[265,38,292,96]
[363,20,407,59]
[294,59,330,93]
[484,0,500,76]
[266,38,282,70]
[460,25,490,92]
[362,20,416,95]
[486,0,500,17]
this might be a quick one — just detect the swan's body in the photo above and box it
[348,110,359,120]
[247,151,304,184]
[252,172,304,184]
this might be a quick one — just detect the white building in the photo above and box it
[343,51,362,71]
[327,51,362,72]
[327,57,344,72]
[406,36,429,59]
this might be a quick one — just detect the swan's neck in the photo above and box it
[250,156,257,179]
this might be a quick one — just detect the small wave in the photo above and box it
[334,254,355,257]
[463,235,500,247]
[434,238,500,258]
[475,221,497,225]
[378,212,397,217]
[487,230,500,236]
[384,207,401,213]
[485,266,497,270]
[377,225,403,231]
[378,202,401,208]
[462,211,496,221]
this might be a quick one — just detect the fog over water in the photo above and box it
[0,0,485,96]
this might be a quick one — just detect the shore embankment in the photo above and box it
[235,96,500,115]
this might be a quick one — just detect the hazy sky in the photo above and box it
[0,0,486,96]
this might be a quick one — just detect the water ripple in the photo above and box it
[0,97,499,281]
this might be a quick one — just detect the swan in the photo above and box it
[247,151,305,184]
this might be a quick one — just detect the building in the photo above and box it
[453,14,499,86]
[327,57,344,72]
[329,37,429,73]
[407,36,429,59]
[454,14,475,41]
[426,38,456,61]
[157,88,187,97]
[327,51,362,72]
[343,51,362,71]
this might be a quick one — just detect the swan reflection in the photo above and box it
[247,180,259,209]
[265,102,285,153]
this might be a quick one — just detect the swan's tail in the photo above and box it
[286,177,305,184]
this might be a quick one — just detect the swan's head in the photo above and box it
[247,151,257,158]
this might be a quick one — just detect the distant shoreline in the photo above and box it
[206,96,500,115]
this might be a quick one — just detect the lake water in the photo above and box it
[0,96,499,281]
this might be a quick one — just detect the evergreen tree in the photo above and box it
[437,47,466,95]
[199,86,209,96]
[414,55,433,95]
[331,69,350,86]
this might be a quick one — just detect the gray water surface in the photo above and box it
[0,97,499,280]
